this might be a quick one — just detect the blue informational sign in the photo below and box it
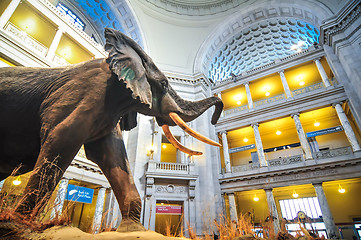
[306,126,343,138]
[65,184,94,204]
[229,144,256,154]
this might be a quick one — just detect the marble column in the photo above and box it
[228,193,238,222]
[251,123,267,167]
[244,82,254,109]
[313,183,339,239]
[333,103,361,152]
[0,0,21,28]
[314,58,331,88]
[278,70,293,99]
[291,113,313,160]
[265,189,281,234]
[92,187,107,234]
[46,28,63,62]
[180,134,188,164]
[50,178,69,219]
[220,131,232,173]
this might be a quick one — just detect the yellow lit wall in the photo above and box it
[56,34,94,64]
[323,178,361,223]
[285,61,322,90]
[235,190,269,224]
[227,126,255,166]
[300,107,349,149]
[9,2,57,48]
[221,86,247,110]
[161,143,177,163]
[249,73,284,101]
[155,202,183,236]
[0,0,11,17]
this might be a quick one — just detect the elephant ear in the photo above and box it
[104,28,152,108]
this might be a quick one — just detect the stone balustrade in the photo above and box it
[231,147,352,173]
[232,163,260,173]
[314,146,352,160]
[268,155,303,166]
[147,161,195,175]
[5,22,48,57]
[254,93,285,107]
[292,82,325,96]
[223,104,248,116]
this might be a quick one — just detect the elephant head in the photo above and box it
[104,28,223,154]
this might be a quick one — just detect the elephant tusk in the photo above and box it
[162,125,202,156]
[169,112,222,147]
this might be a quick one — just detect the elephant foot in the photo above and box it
[116,219,146,232]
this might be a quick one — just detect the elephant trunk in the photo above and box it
[178,96,223,125]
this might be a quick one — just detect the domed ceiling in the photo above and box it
[61,0,143,47]
[140,0,247,16]
[208,18,320,82]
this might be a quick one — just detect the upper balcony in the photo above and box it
[0,0,106,67]
[213,49,347,131]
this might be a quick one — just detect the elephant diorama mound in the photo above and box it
[0,28,223,230]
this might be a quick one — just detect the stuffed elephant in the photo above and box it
[0,28,223,230]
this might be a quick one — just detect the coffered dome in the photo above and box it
[208,18,319,82]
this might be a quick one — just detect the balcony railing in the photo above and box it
[224,104,248,116]
[314,146,352,160]
[232,163,260,173]
[292,82,325,96]
[268,155,303,166]
[147,161,195,175]
[5,22,48,57]
[254,93,285,107]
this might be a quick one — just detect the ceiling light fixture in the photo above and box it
[338,184,346,193]
[265,92,270,97]
[243,137,249,143]
[276,130,282,135]
[299,81,305,86]
[292,190,299,198]
[237,100,242,105]
[253,194,259,202]
[314,120,320,127]
[162,144,167,149]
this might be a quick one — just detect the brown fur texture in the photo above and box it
[0,28,223,230]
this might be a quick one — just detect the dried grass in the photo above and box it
[0,163,70,238]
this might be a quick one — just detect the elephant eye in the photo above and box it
[160,80,168,88]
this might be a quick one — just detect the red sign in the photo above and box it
[156,205,182,215]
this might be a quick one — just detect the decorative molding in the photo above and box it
[321,1,361,47]
[155,184,187,194]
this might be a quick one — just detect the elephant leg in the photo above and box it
[84,124,145,231]
[16,119,86,218]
